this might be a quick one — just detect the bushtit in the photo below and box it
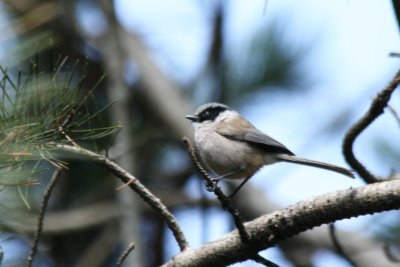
[185,103,354,195]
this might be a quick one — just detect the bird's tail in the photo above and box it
[275,154,354,178]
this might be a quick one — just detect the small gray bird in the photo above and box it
[185,102,354,195]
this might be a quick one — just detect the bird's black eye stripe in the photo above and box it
[198,106,226,122]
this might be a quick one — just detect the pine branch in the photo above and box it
[55,144,189,251]
[0,61,118,186]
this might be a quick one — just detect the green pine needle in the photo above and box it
[0,58,118,187]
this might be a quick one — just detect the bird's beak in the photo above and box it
[185,114,199,122]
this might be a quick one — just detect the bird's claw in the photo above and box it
[205,178,219,192]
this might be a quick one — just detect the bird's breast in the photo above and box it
[194,129,264,179]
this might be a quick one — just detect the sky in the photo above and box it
[113,1,400,266]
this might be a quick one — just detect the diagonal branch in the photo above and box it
[116,242,136,267]
[55,144,189,251]
[343,69,400,183]
[182,137,277,266]
[160,179,400,267]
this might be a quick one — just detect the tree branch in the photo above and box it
[343,69,400,183]
[160,180,400,267]
[4,192,216,235]
[231,183,399,267]
[55,144,189,251]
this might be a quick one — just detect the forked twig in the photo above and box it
[343,69,400,183]
[27,168,62,267]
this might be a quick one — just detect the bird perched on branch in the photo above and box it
[186,102,354,196]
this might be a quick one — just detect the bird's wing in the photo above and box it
[216,116,294,156]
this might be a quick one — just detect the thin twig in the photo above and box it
[253,254,279,267]
[182,137,249,242]
[27,168,62,267]
[55,144,189,251]
[343,69,400,183]
[387,104,400,129]
[329,224,357,267]
[0,246,3,265]
[115,242,136,267]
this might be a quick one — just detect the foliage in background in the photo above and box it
[0,58,118,189]
[226,22,312,98]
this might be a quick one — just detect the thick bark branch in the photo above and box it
[160,180,400,267]
[4,192,215,234]
[231,184,399,267]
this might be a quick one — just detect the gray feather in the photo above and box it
[243,129,295,155]
[217,128,294,156]
[275,154,355,178]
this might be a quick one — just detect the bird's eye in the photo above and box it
[198,107,224,122]
[199,109,216,121]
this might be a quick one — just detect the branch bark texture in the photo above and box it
[161,180,400,267]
